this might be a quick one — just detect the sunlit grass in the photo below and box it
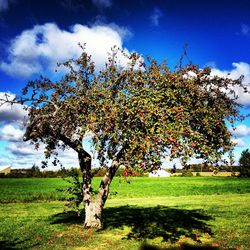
[0,177,249,249]
[0,177,249,202]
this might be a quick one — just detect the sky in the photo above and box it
[0,0,250,169]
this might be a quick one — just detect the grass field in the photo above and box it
[0,177,249,249]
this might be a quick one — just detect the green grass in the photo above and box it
[0,177,249,249]
[0,178,69,203]
[108,176,250,198]
[0,177,249,202]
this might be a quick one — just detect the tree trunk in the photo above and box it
[60,137,120,228]
[82,168,103,228]
[83,161,119,229]
[84,200,103,228]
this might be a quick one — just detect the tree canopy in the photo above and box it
[0,46,247,227]
[19,48,245,167]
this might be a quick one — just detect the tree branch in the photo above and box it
[0,94,59,111]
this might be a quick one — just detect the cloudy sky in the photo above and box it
[0,0,250,169]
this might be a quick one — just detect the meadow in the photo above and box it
[0,177,249,249]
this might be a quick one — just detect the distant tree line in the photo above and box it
[0,165,68,178]
[0,164,243,178]
[184,164,240,172]
[0,165,145,178]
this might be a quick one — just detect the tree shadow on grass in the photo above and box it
[51,210,83,225]
[52,205,213,245]
[0,239,32,250]
[103,205,213,243]
[0,240,18,250]
[140,243,219,250]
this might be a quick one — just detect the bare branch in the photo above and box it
[0,95,59,110]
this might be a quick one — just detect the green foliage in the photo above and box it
[239,149,250,177]
[2,47,246,172]
[60,174,83,215]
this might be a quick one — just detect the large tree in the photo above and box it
[1,47,247,228]
[239,149,250,177]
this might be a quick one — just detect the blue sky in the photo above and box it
[0,0,250,169]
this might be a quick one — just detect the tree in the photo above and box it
[0,46,247,228]
[239,149,250,177]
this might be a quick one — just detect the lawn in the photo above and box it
[0,177,249,203]
[0,177,249,249]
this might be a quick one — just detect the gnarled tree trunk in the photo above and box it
[84,200,103,228]
[82,160,119,229]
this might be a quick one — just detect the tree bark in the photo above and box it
[76,144,124,229]
[84,200,103,228]
[83,161,119,229]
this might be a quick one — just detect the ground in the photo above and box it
[0,177,249,249]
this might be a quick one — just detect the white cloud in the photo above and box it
[2,144,45,169]
[0,124,24,142]
[241,23,250,37]
[1,132,99,169]
[91,0,112,8]
[211,62,250,105]
[0,92,28,122]
[3,140,79,169]
[231,124,250,137]
[150,7,163,27]
[6,142,40,156]
[232,138,246,147]
[0,23,131,78]
[230,123,250,149]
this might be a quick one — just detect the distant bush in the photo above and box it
[231,172,236,177]
[181,170,193,177]
[91,168,108,177]
[213,170,219,175]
